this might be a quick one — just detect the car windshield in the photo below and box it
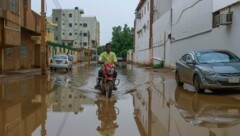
[53,55,67,59]
[196,51,240,64]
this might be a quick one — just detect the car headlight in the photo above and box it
[198,67,217,75]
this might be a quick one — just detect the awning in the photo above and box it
[47,42,76,51]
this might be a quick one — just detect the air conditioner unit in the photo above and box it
[220,13,233,25]
[135,12,141,19]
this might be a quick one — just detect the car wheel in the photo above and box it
[175,71,183,86]
[193,75,204,93]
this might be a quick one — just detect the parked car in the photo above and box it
[175,49,240,92]
[50,54,73,72]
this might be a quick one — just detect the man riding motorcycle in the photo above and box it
[95,43,118,90]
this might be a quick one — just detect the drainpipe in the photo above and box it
[1,19,5,74]
[163,31,167,67]
[149,0,154,65]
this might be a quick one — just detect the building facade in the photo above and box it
[134,0,153,65]
[0,0,41,73]
[135,0,240,68]
[52,8,100,61]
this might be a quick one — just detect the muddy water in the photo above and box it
[0,63,240,136]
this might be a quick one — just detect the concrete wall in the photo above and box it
[152,9,171,65]
[169,1,240,67]
[135,0,151,64]
[213,0,240,12]
[171,0,213,41]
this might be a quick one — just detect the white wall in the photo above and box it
[135,0,151,64]
[170,3,240,67]
[152,10,171,65]
[213,0,240,12]
[172,0,213,40]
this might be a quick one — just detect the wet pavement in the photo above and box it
[0,63,240,136]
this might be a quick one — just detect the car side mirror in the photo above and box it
[186,59,195,64]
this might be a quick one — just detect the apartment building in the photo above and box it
[0,0,41,73]
[52,8,100,61]
[134,0,153,65]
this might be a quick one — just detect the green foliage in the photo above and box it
[111,24,134,58]
[97,46,105,55]
[153,61,164,69]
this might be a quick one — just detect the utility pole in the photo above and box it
[41,0,46,74]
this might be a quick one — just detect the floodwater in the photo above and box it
[1,63,240,136]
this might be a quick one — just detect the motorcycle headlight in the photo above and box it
[198,67,217,75]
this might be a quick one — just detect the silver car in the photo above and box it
[50,54,73,72]
[175,50,240,92]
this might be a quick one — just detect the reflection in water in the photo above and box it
[0,75,50,136]
[175,86,240,128]
[52,86,95,113]
[95,98,119,136]
[132,70,240,136]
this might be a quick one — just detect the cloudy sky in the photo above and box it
[32,0,139,45]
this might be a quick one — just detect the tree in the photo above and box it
[111,24,134,58]
[97,24,134,58]
[97,46,105,55]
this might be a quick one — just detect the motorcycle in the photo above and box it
[96,62,120,98]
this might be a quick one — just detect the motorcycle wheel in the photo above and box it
[106,81,113,98]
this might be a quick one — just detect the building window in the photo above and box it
[69,14,72,18]
[83,23,87,27]
[213,11,220,28]
[63,23,65,25]
[69,23,72,27]
[55,17,58,22]
[74,42,77,44]
[75,33,78,35]
[80,32,82,35]
[55,36,58,40]
[75,23,77,25]
[80,23,82,26]
[83,42,87,46]
[83,33,87,37]
[69,33,72,36]
[63,32,65,35]
[9,0,18,13]
[6,48,11,59]
[20,44,27,58]
[63,13,65,16]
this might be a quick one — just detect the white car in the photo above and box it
[50,54,73,71]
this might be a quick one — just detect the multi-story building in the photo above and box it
[135,0,240,68]
[0,0,41,73]
[134,0,153,65]
[52,8,100,61]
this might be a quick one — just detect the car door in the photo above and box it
[184,54,196,84]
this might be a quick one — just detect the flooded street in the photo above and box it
[1,63,240,136]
